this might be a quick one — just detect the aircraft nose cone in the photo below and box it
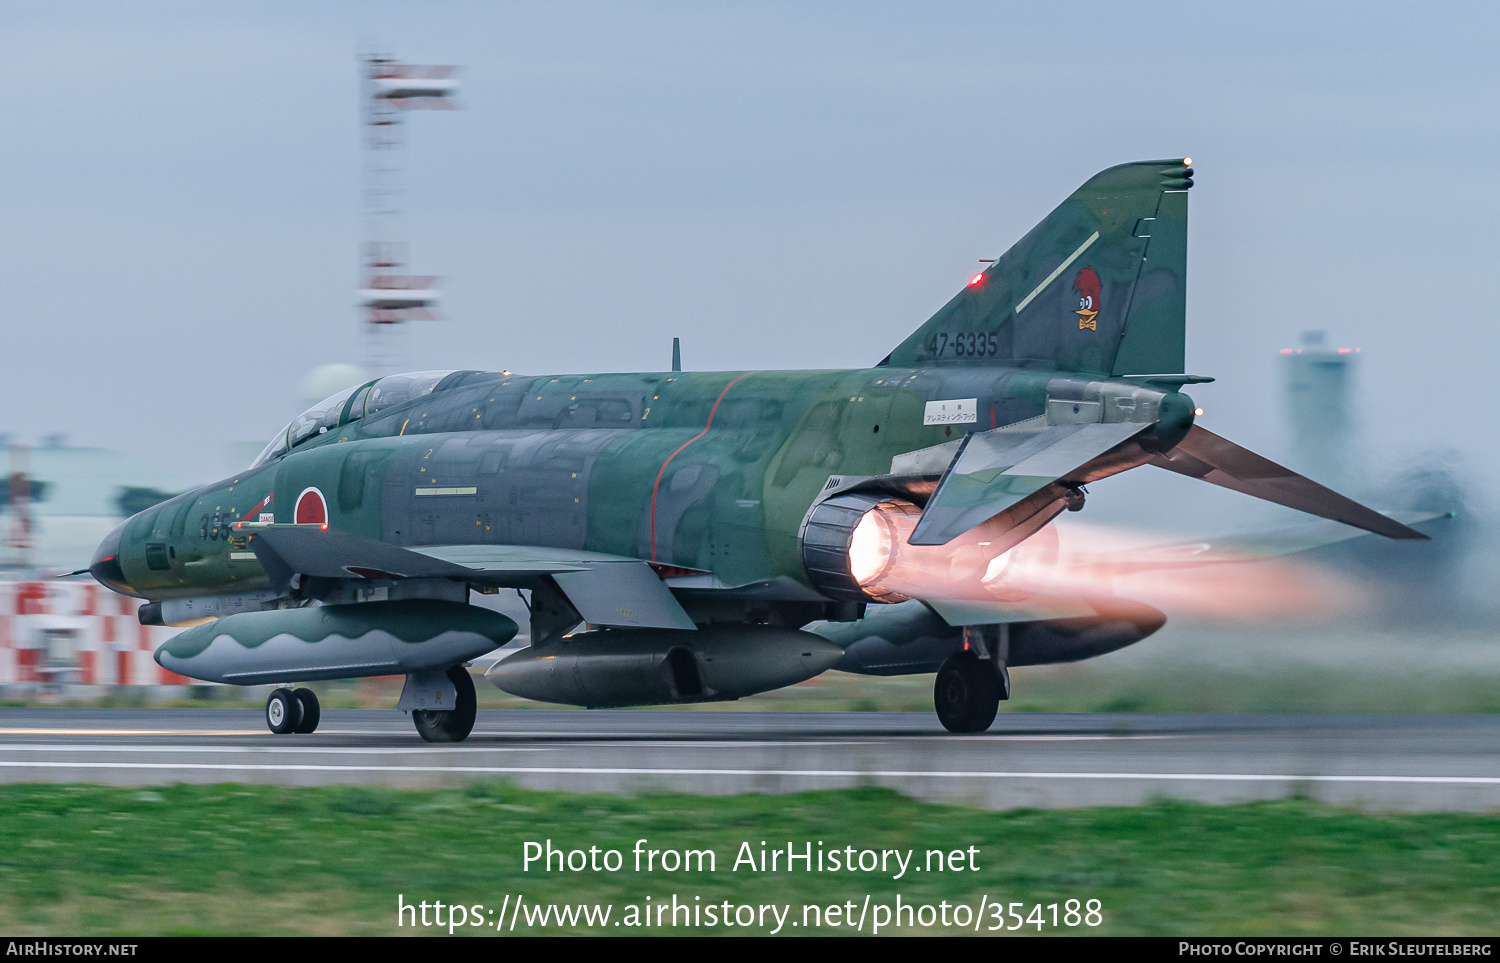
[88,520,135,596]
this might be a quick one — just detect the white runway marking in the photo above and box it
[0,729,270,737]
[0,728,403,737]
[545,735,1180,747]
[0,732,1180,746]
[1,760,1498,786]
[0,744,559,755]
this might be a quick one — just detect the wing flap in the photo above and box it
[414,544,599,573]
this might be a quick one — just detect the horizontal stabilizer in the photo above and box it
[909,421,1149,546]
[1075,510,1449,573]
[1152,427,1428,541]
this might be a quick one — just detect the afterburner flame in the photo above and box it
[848,505,897,585]
[846,502,1362,620]
[848,500,1057,603]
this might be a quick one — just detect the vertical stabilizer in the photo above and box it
[882,159,1191,376]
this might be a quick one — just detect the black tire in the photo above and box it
[933,653,1001,734]
[292,688,321,734]
[412,666,477,743]
[265,687,301,735]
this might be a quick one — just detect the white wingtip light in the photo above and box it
[1183,157,1193,167]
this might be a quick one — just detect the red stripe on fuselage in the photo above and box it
[238,492,273,524]
[648,372,756,562]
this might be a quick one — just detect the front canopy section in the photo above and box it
[247,370,458,469]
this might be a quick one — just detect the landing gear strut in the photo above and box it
[933,652,1002,734]
[412,665,477,743]
[265,687,321,735]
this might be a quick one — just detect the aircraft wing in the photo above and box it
[245,525,694,631]
[246,525,477,584]
[1151,426,1429,540]
[418,545,697,631]
[907,422,1150,546]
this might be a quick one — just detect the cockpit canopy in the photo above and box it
[249,370,456,469]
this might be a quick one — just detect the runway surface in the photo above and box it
[1,708,1498,811]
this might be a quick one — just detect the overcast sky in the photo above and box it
[2,1,1496,498]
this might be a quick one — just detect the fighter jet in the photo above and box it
[87,159,1425,741]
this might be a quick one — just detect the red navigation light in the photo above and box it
[1337,348,1351,354]
[1279,349,1293,354]
[321,523,329,531]
[968,273,984,286]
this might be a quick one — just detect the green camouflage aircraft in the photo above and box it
[88,159,1426,741]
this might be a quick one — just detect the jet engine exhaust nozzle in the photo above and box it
[801,493,1061,605]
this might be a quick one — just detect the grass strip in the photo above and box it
[0,783,1497,936]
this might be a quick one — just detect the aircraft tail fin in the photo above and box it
[881,159,1192,376]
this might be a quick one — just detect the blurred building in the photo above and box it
[2,440,182,574]
[1280,330,1360,489]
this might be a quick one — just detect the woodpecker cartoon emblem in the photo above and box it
[1074,267,1100,331]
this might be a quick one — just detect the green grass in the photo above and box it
[1,783,1497,935]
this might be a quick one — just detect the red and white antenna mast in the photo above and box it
[359,52,461,373]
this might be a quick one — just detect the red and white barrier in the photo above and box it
[0,581,188,686]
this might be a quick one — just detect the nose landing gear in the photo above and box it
[293,688,320,733]
[264,687,321,735]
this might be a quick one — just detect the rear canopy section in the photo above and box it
[883,158,1192,377]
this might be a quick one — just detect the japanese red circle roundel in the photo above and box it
[294,487,328,525]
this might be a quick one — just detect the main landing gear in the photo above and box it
[933,651,1007,734]
[265,687,321,735]
[412,665,477,743]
